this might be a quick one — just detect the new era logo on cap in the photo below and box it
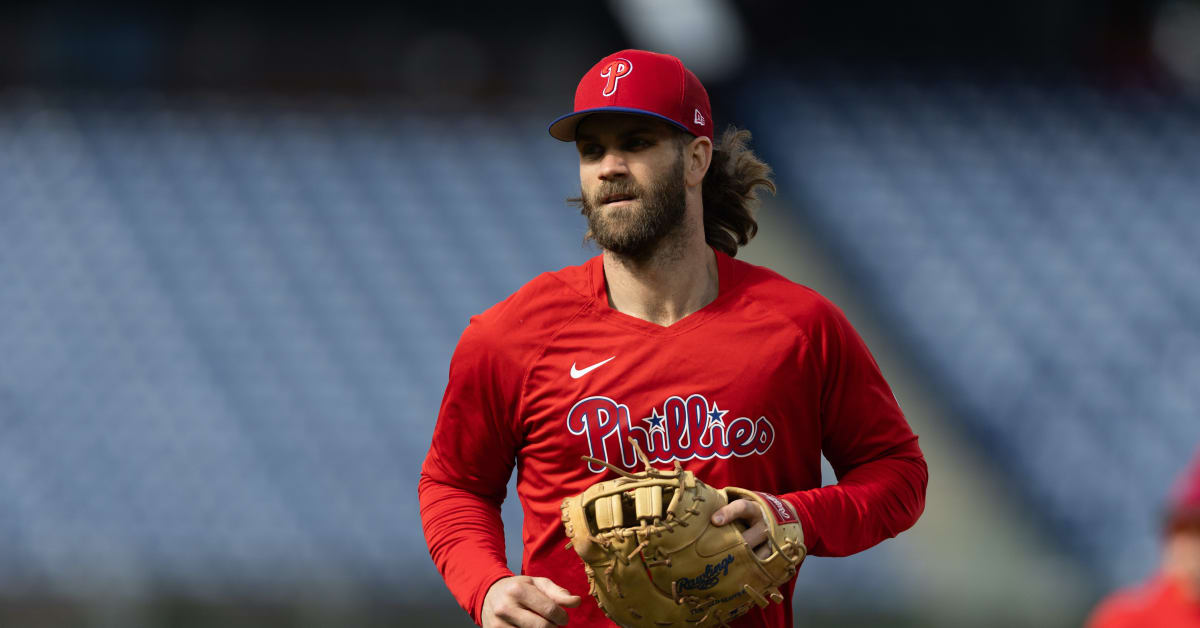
[548,49,714,143]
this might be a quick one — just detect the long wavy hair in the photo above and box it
[699,127,775,257]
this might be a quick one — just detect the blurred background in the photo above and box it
[0,0,1197,626]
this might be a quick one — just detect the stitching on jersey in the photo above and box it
[741,290,820,395]
[546,265,592,300]
[514,296,593,439]
[741,288,855,445]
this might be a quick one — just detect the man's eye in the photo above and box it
[626,138,651,150]
[580,144,602,158]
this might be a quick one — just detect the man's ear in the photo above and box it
[684,135,713,188]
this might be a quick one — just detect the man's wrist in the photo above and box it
[474,569,517,625]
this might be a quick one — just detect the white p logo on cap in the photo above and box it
[600,59,633,97]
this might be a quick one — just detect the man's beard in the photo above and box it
[577,155,687,264]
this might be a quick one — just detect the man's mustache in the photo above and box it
[591,183,643,205]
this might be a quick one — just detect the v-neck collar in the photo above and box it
[588,247,739,336]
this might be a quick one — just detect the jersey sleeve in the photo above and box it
[419,318,524,624]
[782,297,928,557]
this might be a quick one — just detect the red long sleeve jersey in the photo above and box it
[419,250,927,627]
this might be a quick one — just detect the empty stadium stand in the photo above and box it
[740,67,1200,590]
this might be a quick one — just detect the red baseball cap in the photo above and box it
[1168,449,1200,531]
[548,49,713,143]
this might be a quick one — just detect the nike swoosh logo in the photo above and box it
[570,356,616,379]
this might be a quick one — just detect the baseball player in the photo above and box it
[1087,450,1200,627]
[419,49,928,627]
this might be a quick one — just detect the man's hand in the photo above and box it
[482,575,582,627]
[711,498,773,559]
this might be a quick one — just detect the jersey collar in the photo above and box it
[588,247,738,335]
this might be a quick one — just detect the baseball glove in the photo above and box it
[560,442,806,627]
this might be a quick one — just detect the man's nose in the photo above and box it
[597,152,629,181]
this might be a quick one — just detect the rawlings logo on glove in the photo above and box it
[560,440,806,628]
[677,555,734,592]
